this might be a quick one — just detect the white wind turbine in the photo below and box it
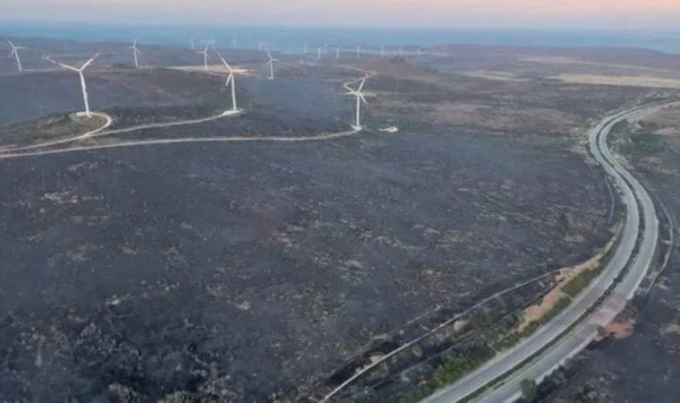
[380,45,385,58]
[190,38,195,50]
[304,43,309,54]
[345,75,373,130]
[232,38,237,50]
[335,46,340,59]
[45,53,99,117]
[258,42,265,52]
[7,39,26,72]
[317,48,322,59]
[266,50,279,80]
[356,46,361,58]
[127,38,142,69]
[198,44,210,70]
[218,52,239,113]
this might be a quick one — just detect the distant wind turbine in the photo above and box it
[417,47,424,58]
[232,38,237,50]
[266,50,279,80]
[380,45,385,58]
[218,52,239,112]
[345,75,373,130]
[356,46,361,58]
[317,48,322,59]
[190,38,195,50]
[127,38,142,69]
[304,43,309,54]
[45,53,99,117]
[6,39,26,72]
[258,42,265,52]
[335,46,340,59]
[209,38,216,50]
[198,44,210,70]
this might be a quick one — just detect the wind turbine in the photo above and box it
[258,42,265,52]
[209,38,216,50]
[304,43,309,54]
[335,46,340,59]
[317,48,322,59]
[217,52,239,113]
[232,38,237,50]
[266,50,279,80]
[198,44,210,70]
[190,38,195,50]
[345,75,373,130]
[399,47,405,57]
[127,38,142,69]
[6,39,26,72]
[417,47,424,58]
[380,45,385,58]
[356,46,361,58]
[45,53,99,117]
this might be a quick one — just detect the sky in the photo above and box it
[3,0,680,29]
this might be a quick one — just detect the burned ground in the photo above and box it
[2,39,668,402]
[0,126,608,401]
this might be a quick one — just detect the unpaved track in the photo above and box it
[2,111,112,152]
[0,127,361,160]
[0,70,371,160]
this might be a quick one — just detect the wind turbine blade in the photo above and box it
[225,74,233,87]
[266,50,273,60]
[80,53,100,70]
[6,39,14,48]
[358,78,367,92]
[360,94,368,104]
[218,55,233,72]
[49,59,80,72]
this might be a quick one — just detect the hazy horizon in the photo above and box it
[3,0,680,29]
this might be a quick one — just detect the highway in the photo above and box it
[423,104,665,403]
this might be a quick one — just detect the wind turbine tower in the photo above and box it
[336,47,340,59]
[380,45,385,58]
[356,46,361,58]
[266,50,279,80]
[45,53,99,117]
[190,38,195,50]
[232,38,237,50]
[6,39,26,72]
[127,39,142,69]
[198,44,210,70]
[317,48,322,59]
[304,43,309,54]
[218,52,239,112]
[345,76,372,130]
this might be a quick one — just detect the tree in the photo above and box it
[520,378,538,401]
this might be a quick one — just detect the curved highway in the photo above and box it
[423,104,665,403]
